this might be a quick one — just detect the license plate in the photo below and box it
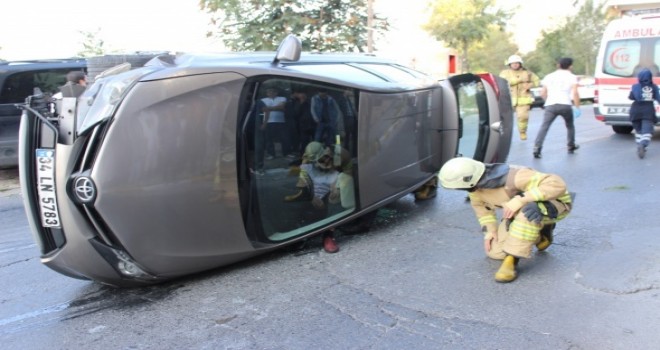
[607,106,629,115]
[35,149,61,228]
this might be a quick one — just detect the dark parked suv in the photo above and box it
[0,59,87,168]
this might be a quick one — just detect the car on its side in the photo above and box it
[0,59,87,168]
[18,35,513,287]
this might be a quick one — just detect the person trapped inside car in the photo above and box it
[533,57,580,159]
[628,68,660,159]
[438,157,573,283]
[499,55,540,141]
[285,141,347,253]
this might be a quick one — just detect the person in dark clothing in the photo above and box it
[311,89,340,147]
[59,71,87,98]
[252,99,268,175]
[288,89,316,157]
[284,92,301,159]
[336,89,358,155]
[628,68,660,159]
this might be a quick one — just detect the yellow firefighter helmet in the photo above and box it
[438,157,486,189]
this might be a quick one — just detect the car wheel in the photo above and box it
[612,125,633,134]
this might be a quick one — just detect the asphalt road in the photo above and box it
[1,106,659,349]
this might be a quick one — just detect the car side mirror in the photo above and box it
[273,34,302,65]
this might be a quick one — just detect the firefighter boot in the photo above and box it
[536,224,555,251]
[495,255,519,283]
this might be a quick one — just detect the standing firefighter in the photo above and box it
[438,157,573,283]
[499,55,540,140]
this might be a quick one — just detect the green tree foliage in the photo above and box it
[77,29,105,57]
[199,0,389,52]
[524,0,608,77]
[423,0,511,72]
[467,26,518,75]
[524,30,565,77]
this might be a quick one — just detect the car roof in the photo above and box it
[0,59,87,76]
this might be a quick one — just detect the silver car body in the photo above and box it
[19,43,512,287]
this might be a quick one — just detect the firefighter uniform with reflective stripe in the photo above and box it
[499,67,540,139]
[468,165,572,259]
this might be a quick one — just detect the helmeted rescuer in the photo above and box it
[499,54,540,141]
[438,157,573,283]
[284,141,353,253]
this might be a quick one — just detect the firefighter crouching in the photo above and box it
[438,157,573,283]
[499,54,540,141]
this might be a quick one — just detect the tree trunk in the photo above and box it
[367,0,374,53]
[462,40,470,73]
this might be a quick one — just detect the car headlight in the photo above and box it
[76,67,158,135]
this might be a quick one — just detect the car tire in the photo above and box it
[87,53,164,81]
[612,125,633,134]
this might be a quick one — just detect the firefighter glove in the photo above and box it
[522,202,543,223]
[541,201,559,219]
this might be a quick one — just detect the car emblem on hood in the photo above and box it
[73,176,96,204]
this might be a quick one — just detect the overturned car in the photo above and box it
[18,36,513,287]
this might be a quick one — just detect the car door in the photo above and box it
[438,73,512,165]
[237,77,360,244]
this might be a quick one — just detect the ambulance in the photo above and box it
[594,8,660,134]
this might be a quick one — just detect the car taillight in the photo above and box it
[594,85,599,104]
[477,73,499,99]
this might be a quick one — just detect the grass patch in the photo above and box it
[604,185,629,191]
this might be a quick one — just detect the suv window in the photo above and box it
[0,69,72,103]
[244,76,359,242]
[602,38,660,77]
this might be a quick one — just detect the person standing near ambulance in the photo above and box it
[499,55,540,140]
[628,68,660,159]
